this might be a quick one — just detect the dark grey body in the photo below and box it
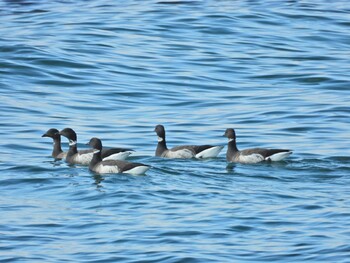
[42,128,66,160]
[154,124,223,159]
[224,128,292,163]
[88,137,149,175]
[59,127,132,165]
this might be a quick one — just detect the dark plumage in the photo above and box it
[88,137,150,175]
[154,124,224,159]
[42,128,66,159]
[59,128,132,165]
[223,128,292,163]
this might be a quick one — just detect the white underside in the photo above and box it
[238,151,292,164]
[73,151,132,165]
[75,152,94,165]
[102,151,132,161]
[123,165,150,175]
[195,146,224,159]
[94,164,150,175]
[95,163,120,174]
[265,151,292,162]
[239,153,265,164]
[165,149,194,159]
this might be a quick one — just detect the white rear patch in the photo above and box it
[195,146,224,159]
[102,151,132,161]
[124,165,150,175]
[165,149,194,159]
[266,151,292,162]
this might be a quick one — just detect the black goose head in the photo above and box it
[154,124,166,140]
[223,128,236,141]
[42,128,60,139]
[88,137,103,151]
[59,128,77,144]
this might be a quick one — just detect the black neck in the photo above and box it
[155,137,168,157]
[52,137,63,158]
[227,139,239,160]
[67,143,78,158]
[90,150,102,170]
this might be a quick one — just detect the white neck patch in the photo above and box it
[158,137,164,142]
[93,149,100,154]
[69,140,77,146]
[228,138,234,142]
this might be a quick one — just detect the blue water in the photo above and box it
[1,0,350,262]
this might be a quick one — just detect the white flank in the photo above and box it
[123,165,150,175]
[102,151,132,161]
[265,151,292,162]
[165,149,194,159]
[195,146,224,159]
[96,163,120,174]
[239,153,265,164]
[76,151,94,165]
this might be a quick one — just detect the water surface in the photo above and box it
[1,0,350,262]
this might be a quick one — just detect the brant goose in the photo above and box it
[154,124,224,159]
[224,128,292,163]
[42,128,67,160]
[59,128,132,165]
[88,137,150,175]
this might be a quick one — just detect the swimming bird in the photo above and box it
[154,124,224,159]
[88,137,150,175]
[223,128,292,163]
[59,128,133,165]
[42,128,67,160]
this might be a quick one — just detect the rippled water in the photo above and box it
[1,0,350,262]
